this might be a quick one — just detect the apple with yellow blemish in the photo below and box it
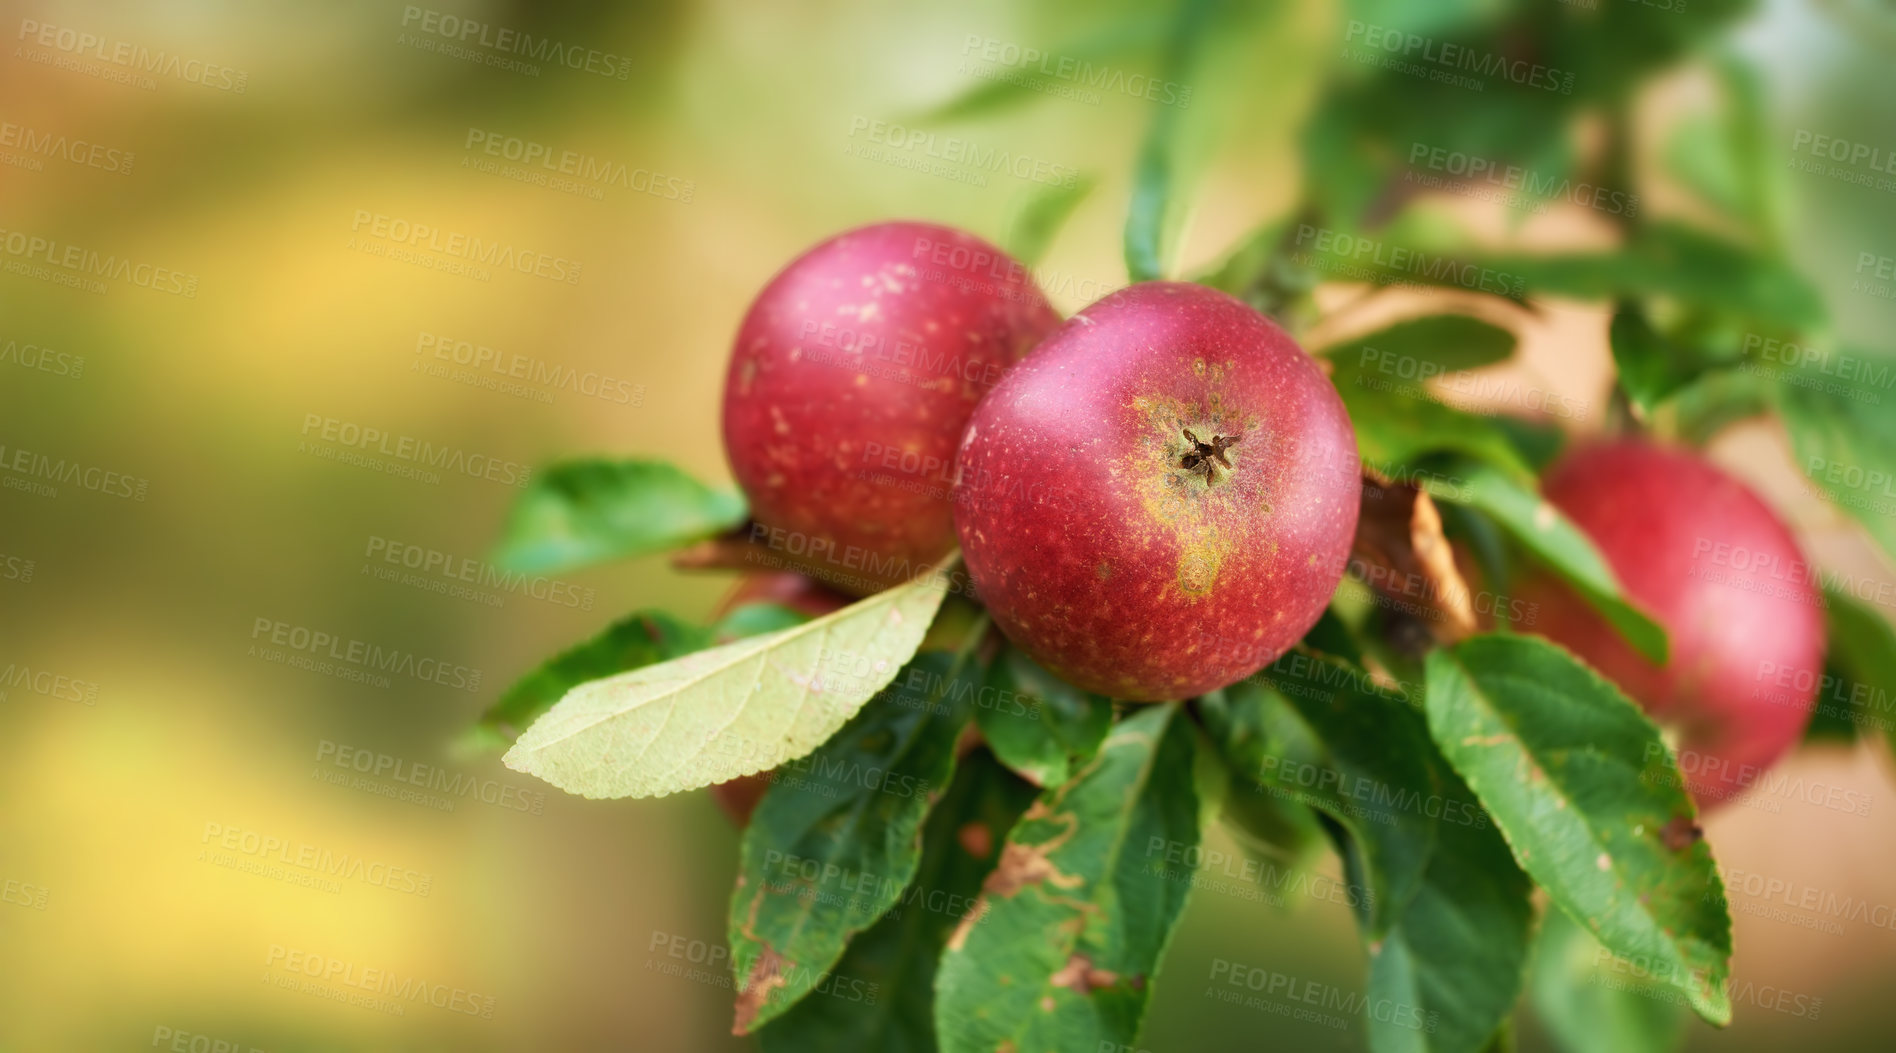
[951,282,1359,700]
[722,221,1060,594]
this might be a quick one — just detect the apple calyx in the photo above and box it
[1178,427,1241,486]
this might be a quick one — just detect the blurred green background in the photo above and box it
[3,0,1894,1049]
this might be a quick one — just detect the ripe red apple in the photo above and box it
[722,221,1060,595]
[951,281,1360,701]
[1518,440,1825,809]
[707,572,851,826]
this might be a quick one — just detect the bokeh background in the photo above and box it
[3,0,1895,1049]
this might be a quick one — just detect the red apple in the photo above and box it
[722,221,1060,595]
[1519,440,1825,809]
[951,281,1360,701]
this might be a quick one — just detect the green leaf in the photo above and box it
[757,750,1038,1053]
[1665,51,1779,245]
[1005,175,1097,269]
[1197,658,1440,938]
[1490,416,1567,473]
[1302,606,1365,666]
[1361,759,1533,1053]
[1663,367,1772,447]
[934,704,1200,1053]
[1123,0,1220,282]
[1486,224,1824,334]
[1775,353,1896,563]
[1528,909,1687,1053]
[1419,458,1668,665]
[1317,314,1518,376]
[1341,0,1495,40]
[1194,213,1297,295]
[494,458,746,573]
[912,18,1168,124]
[730,650,979,1033]
[1208,650,1534,1052]
[1217,777,1328,868]
[1424,635,1732,1025]
[502,559,954,799]
[1330,363,1536,483]
[1820,586,1896,751]
[715,602,815,641]
[1665,115,1747,230]
[1608,302,1726,416]
[473,611,712,747]
[975,646,1114,789]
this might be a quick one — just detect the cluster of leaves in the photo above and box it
[465,2,1896,1051]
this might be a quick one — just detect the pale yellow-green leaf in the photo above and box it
[503,561,955,799]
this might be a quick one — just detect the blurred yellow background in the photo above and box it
[3,1,1894,1049]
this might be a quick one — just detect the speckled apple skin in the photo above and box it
[952,282,1360,701]
[722,222,1060,595]
[1519,440,1825,808]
